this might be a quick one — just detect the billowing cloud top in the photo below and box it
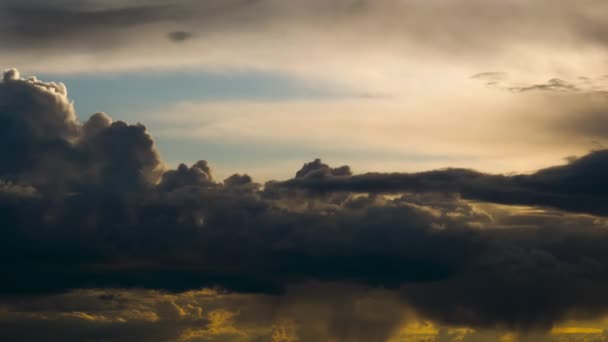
[0,68,163,191]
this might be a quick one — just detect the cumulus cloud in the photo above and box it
[0,68,163,191]
[295,158,352,179]
[6,70,608,340]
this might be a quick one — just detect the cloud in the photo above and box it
[0,2,177,47]
[167,31,193,42]
[2,287,608,342]
[4,1,608,52]
[468,74,608,147]
[509,78,581,93]
[0,286,413,342]
[470,72,509,82]
[295,158,352,179]
[3,0,608,84]
[6,70,608,336]
[275,149,608,216]
[473,73,608,93]
[0,289,211,342]
[0,68,164,191]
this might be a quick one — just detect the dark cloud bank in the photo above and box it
[275,150,608,216]
[4,69,608,337]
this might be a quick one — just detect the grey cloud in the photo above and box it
[0,286,411,342]
[0,2,179,48]
[83,112,112,137]
[276,150,608,217]
[0,68,163,192]
[167,30,193,42]
[295,158,352,179]
[470,72,508,81]
[0,68,80,188]
[0,0,269,50]
[509,78,581,93]
[474,74,608,93]
[3,0,608,59]
[471,74,608,142]
[3,287,608,341]
[2,67,20,81]
[6,70,608,335]
[0,289,211,342]
[560,108,608,140]
[158,160,214,191]
[0,318,199,342]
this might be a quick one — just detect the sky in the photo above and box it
[3,1,608,341]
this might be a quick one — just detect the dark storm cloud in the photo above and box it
[7,70,608,334]
[275,150,608,216]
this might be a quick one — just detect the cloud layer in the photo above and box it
[3,0,608,81]
[4,70,608,341]
[275,150,608,216]
[3,1,608,339]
